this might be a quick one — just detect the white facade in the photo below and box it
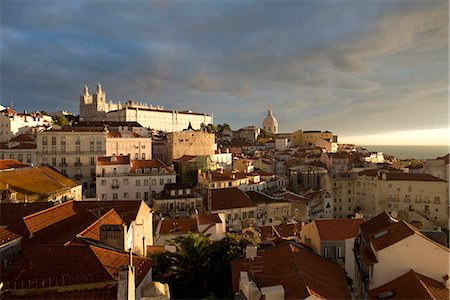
[0,110,52,143]
[262,108,279,134]
[211,151,233,170]
[96,157,176,202]
[79,83,213,132]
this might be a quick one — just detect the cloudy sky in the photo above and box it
[1,0,448,145]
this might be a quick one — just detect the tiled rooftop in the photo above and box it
[210,188,256,211]
[369,270,449,299]
[314,218,365,241]
[231,242,351,299]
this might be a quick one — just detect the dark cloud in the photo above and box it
[0,0,447,142]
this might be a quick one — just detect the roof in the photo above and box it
[2,284,118,299]
[358,169,379,177]
[210,188,256,211]
[258,223,300,239]
[327,152,348,159]
[0,160,30,170]
[77,209,124,241]
[279,191,310,204]
[10,143,37,149]
[196,213,222,225]
[131,159,173,173]
[97,155,130,166]
[175,155,198,163]
[9,134,35,143]
[384,173,446,182]
[0,227,21,247]
[314,218,365,241]
[369,270,449,299]
[245,191,288,204]
[231,242,351,299]
[159,218,198,235]
[73,121,143,128]
[0,167,79,200]
[1,244,152,287]
[163,182,193,190]
[0,202,54,227]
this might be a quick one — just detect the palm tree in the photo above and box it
[169,233,212,298]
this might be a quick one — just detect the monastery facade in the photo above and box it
[80,83,213,132]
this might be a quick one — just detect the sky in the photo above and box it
[1,0,448,145]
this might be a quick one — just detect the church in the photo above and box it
[263,108,279,134]
[80,82,213,132]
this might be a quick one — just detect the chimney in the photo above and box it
[245,245,257,260]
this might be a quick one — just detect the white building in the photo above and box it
[0,107,52,143]
[96,155,176,202]
[79,82,213,132]
[262,108,278,134]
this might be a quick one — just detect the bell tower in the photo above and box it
[93,82,106,112]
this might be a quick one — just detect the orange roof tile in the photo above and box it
[97,155,130,166]
[369,270,449,299]
[196,213,222,225]
[1,244,152,288]
[314,219,365,241]
[0,227,21,246]
[9,134,35,143]
[131,159,173,173]
[159,218,198,234]
[0,159,30,170]
[2,284,117,299]
[77,209,124,241]
[231,242,351,299]
[210,188,256,211]
[23,201,77,235]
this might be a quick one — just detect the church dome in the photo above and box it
[263,108,278,134]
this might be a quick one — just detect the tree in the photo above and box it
[53,115,69,126]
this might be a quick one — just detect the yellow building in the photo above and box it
[166,130,215,163]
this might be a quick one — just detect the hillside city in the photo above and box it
[0,83,448,299]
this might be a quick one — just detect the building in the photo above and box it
[211,149,233,170]
[96,155,176,201]
[154,213,225,245]
[321,152,349,173]
[151,183,204,218]
[208,188,257,231]
[245,191,292,226]
[354,212,449,299]
[0,166,82,203]
[36,126,151,197]
[0,107,52,143]
[320,172,357,218]
[0,134,38,166]
[424,153,449,181]
[300,218,365,282]
[231,242,351,299]
[237,126,260,143]
[354,170,449,227]
[306,190,334,220]
[80,82,212,131]
[262,108,278,134]
[166,130,216,164]
[288,164,328,193]
[291,130,336,147]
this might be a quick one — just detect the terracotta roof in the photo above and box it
[10,143,37,149]
[210,188,256,211]
[360,212,392,241]
[258,223,300,239]
[147,245,166,255]
[0,160,30,170]
[97,155,130,166]
[77,209,124,241]
[159,218,198,234]
[0,203,54,227]
[280,191,310,204]
[384,173,446,182]
[0,227,21,247]
[314,219,365,241]
[2,284,118,299]
[163,182,193,190]
[369,270,449,299]
[1,244,152,287]
[131,159,173,173]
[327,152,348,159]
[231,242,351,299]
[106,130,122,138]
[9,134,35,143]
[23,201,77,235]
[358,169,379,177]
[196,213,222,225]
[0,167,79,200]
[245,191,288,204]
[73,201,143,225]
[175,155,198,163]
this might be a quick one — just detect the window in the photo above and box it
[242,212,247,219]
[97,145,101,152]
[152,179,156,185]
[61,145,66,153]
[52,157,57,166]
[76,146,81,153]
[434,196,441,204]
[18,154,23,162]
[113,193,118,200]
[337,247,343,258]
[90,137,94,145]
[90,146,95,153]
[42,136,48,145]
[135,153,139,159]
[113,168,117,175]
[136,180,141,186]
[124,179,129,185]
[160,179,164,185]
[90,157,95,165]
[124,193,129,199]
[136,192,141,199]
[9,154,14,159]
[424,205,430,213]
[61,136,66,145]
[75,137,80,145]
[26,154,31,163]
[101,194,107,200]
[144,179,149,186]
[75,157,81,164]
[142,153,145,159]
[323,248,329,258]
[167,178,172,184]
[61,157,66,164]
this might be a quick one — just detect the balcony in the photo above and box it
[74,162,83,166]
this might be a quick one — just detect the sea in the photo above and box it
[360,145,449,160]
